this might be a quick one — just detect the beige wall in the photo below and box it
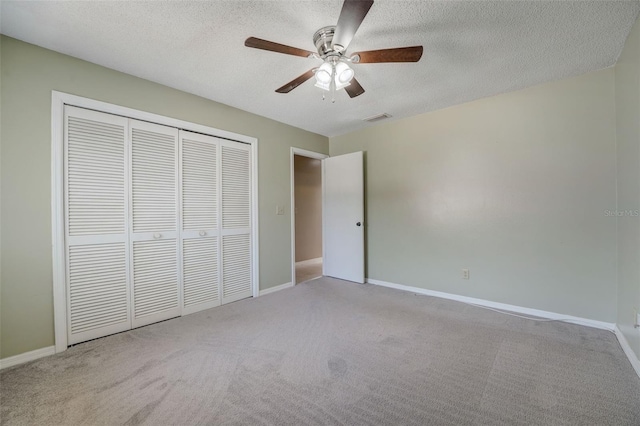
[294,155,322,262]
[331,68,618,323]
[0,36,329,359]
[615,16,640,360]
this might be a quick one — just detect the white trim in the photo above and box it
[259,282,293,296]
[366,278,616,331]
[51,93,67,354]
[614,325,640,378]
[295,257,323,267]
[251,133,260,298]
[321,160,326,278]
[0,346,56,370]
[52,92,257,144]
[51,91,259,353]
[291,147,329,160]
[290,147,328,285]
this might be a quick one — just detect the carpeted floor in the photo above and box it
[1,277,639,425]
[295,258,323,284]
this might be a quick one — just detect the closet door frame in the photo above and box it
[51,91,259,354]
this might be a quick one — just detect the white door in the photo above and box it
[65,106,131,344]
[220,142,253,304]
[129,120,181,328]
[62,104,254,346]
[323,151,365,283]
[180,130,221,314]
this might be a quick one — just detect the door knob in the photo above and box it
[199,230,206,236]
[356,222,361,227]
[153,233,162,239]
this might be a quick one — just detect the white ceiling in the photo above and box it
[2,1,639,137]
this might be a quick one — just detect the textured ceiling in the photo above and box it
[2,1,639,137]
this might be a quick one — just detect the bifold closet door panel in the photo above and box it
[130,119,181,328]
[180,131,221,314]
[220,142,253,304]
[65,106,131,344]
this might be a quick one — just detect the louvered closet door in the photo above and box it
[180,131,221,315]
[65,106,131,345]
[220,141,253,304]
[129,120,181,328]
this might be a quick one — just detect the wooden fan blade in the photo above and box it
[332,0,374,52]
[245,37,315,58]
[276,69,316,93]
[345,78,365,98]
[354,46,423,63]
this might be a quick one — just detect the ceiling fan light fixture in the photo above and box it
[334,78,351,90]
[315,62,333,85]
[335,61,354,84]
[314,81,331,91]
[245,0,424,100]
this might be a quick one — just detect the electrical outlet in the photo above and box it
[276,205,284,215]
[635,309,640,329]
[462,269,469,280]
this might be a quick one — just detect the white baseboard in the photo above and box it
[295,257,322,267]
[614,325,640,379]
[259,282,294,296]
[0,346,56,370]
[366,278,615,331]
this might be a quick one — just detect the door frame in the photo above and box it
[51,91,259,353]
[290,147,329,285]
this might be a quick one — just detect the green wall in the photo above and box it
[331,68,618,323]
[615,15,640,360]
[0,36,328,359]
[4,28,640,362]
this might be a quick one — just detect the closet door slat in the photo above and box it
[222,146,251,230]
[68,242,128,337]
[132,239,179,317]
[182,137,217,231]
[222,234,251,303]
[67,116,126,236]
[132,127,177,233]
[183,237,220,312]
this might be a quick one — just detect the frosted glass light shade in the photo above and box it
[335,61,354,84]
[315,62,333,84]
[314,81,331,91]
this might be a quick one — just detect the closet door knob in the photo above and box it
[199,230,206,236]
[153,233,162,239]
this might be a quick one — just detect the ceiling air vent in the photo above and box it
[362,113,391,123]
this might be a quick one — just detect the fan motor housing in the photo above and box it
[313,26,337,56]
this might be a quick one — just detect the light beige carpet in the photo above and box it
[1,277,639,425]
[295,258,322,284]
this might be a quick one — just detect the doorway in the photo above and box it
[290,148,328,284]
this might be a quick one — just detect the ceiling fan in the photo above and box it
[244,0,423,101]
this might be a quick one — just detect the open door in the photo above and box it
[323,151,364,283]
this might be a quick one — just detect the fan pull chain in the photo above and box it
[331,66,336,103]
